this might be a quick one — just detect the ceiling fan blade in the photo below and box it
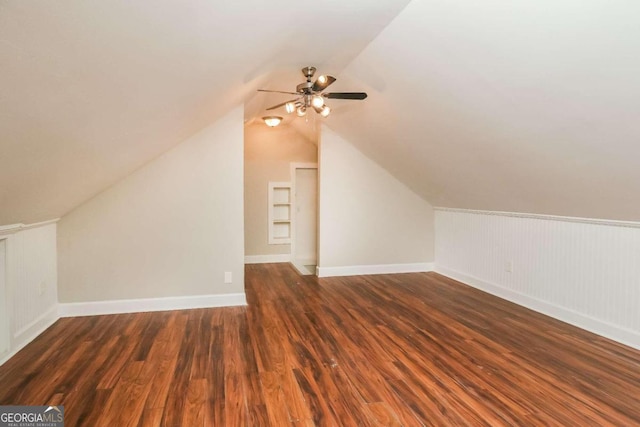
[312,75,336,92]
[323,92,368,100]
[258,89,299,95]
[266,98,299,111]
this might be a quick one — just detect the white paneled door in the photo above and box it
[293,168,318,274]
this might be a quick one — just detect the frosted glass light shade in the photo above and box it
[285,102,295,114]
[263,116,282,127]
[311,95,324,109]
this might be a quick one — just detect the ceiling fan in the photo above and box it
[258,66,367,121]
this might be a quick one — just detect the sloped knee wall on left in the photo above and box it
[58,107,245,303]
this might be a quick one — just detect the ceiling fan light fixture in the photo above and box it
[311,95,324,109]
[262,116,283,127]
[258,67,366,120]
[285,102,296,114]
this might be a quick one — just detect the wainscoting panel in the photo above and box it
[0,221,59,365]
[435,208,640,349]
[11,223,58,337]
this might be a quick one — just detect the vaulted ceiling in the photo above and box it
[326,0,640,221]
[0,0,410,224]
[2,0,640,224]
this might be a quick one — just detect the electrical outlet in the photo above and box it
[505,261,513,273]
[38,281,46,296]
[224,272,232,284]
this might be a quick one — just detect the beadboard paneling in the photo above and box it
[435,208,640,349]
[12,224,58,336]
[0,222,58,365]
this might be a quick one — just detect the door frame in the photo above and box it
[289,162,318,274]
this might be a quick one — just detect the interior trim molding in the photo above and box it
[0,219,60,236]
[0,224,21,236]
[434,207,640,229]
[58,293,247,318]
[317,262,434,278]
[244,254,291,264]
[436,266,640,351]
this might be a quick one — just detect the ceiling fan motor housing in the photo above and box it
[296,81,314,94]
[301,66,316,80]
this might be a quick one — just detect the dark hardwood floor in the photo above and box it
[1,263,640,426]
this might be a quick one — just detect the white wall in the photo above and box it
[0,221,58,365]
[317,126,434,277]
[435,208,640,349]
[244,122,317,260]
[58,107,245,305]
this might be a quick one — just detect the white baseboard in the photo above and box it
[1,305,59,366]
[291,261,315,276]
[58,292,247,317]
[0,293,247,366]
[244,254,291,264]
[293,256,316,265]
[317,262,434,278]
[436,266,640,351]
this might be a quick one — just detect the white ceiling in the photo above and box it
[0,0,411,224]
[3,0,640,224]
[327,0,640,221]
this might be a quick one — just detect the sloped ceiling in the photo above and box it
[327,0,640,221]
[5,0,640,225]
[0,0,411,225]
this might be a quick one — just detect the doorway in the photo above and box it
[0,239,8,359]
[291,164,318,275]
[243,122,318,265]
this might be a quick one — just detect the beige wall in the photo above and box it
[318,126,434,268]
[57,107,245,303]
[244,122,317,257]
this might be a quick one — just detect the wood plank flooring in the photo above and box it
[1,263,640,425]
